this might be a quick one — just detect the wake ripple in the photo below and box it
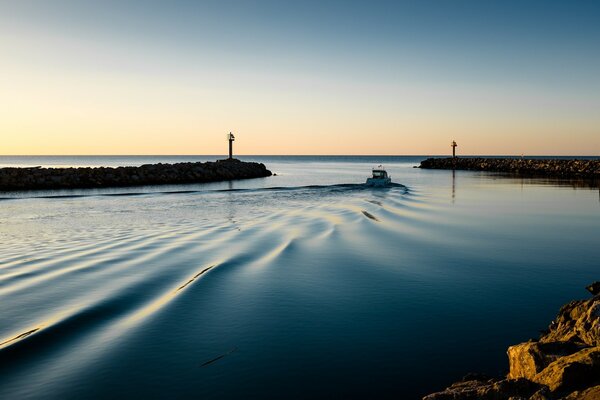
[0,179,422,399]
[0,183,408,201]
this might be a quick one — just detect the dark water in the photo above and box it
[0,156,598,399]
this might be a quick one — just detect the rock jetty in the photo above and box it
[0,158,272,191]
[420,158,600,178]
[424,282,600,400]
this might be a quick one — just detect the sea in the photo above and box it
[0,155,598,399]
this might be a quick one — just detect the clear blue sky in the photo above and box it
[2,1,599,155]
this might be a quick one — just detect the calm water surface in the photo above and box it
[0,156,598,399]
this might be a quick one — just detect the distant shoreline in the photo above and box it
[1,155,599,159]
[0,159,272,191]
[2,155,599,170]
[419,157,600,179]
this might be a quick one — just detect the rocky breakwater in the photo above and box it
[0,158,272,191]
[424,282,600,400]
[420,158,600,179]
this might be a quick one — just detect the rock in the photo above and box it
[527,386,551,400]
[0,160,272,191]
[586,282,600,296]
[419,157,600,179]
[541,299,600,347]
[507,341,588,380]
[531,347,600,394]
[423,283,600,400]
[422,378,543,400]
[562,385,600,400]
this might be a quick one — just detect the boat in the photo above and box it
[366,166,391,187]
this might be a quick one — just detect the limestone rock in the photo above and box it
[422,378,542,400]
[507,341,587,380]
[586,282,600,296]
[531,347,600,394]
[562,385,600,400]
[527,387,551,400]
[542,299,600,347]
[423,283,600,400]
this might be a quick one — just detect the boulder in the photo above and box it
[542,299,600,347]
[531,347,600,394]
[423,284,600,400]
[422,378,543,400]
[586,282,600,296]
[507,341,587,380]
[562,385,600,400]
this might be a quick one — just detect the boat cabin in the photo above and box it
[366,165,392,186]
[372,169,388,179]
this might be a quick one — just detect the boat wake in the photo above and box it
[0,179,420,398]
[0,182,408,201]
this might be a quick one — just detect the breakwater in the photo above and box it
[0,158,272,191]
[424,282,600,400]
[420,157,600,178]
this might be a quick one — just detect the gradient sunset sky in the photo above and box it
[2,1,599,155]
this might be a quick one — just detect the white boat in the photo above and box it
[366,166,391,187]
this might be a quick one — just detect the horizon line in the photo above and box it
[1,154,599,157]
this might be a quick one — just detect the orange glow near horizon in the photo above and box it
[2,4,599,157]
[3,62,598,156]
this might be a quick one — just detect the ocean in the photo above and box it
[0,156,598,399]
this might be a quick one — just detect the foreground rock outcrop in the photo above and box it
[419,158,600,179]
[424,282,600,400]
[0,158,272,191]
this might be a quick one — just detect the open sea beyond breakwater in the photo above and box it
[0,156,599,399]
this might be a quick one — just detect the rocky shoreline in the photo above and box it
[0,158,272,191]
[424,282,600,400]
[419,158,600,179]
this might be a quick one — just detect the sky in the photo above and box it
[1,0,599,155]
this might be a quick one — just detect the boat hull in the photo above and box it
[365,177,391,187]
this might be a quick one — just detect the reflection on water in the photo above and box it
[452,169,456,203]
[496,173,600,190]
[0,157,599,399]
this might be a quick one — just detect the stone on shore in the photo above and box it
[586,282,600,296]
[563,385,600,400]
[507,341,587,380]
[423,284,600,400]
[541,298,600,347]
[531,347,600,393]
[422,377,542,400]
